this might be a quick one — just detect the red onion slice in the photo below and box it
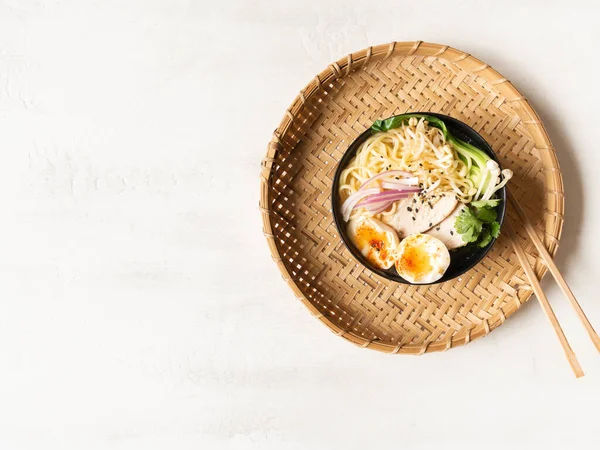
[341,187,380,222]
[364,200,396,213]
[380,178,419,189]
[359,170,414,190]
[368,202,395,215]
[355,190,419,208]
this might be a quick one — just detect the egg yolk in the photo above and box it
[397,242,433,280]
[354,224,391,266]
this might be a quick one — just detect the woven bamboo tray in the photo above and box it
[260,41,564,354]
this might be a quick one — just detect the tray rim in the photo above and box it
[259,40,564,355]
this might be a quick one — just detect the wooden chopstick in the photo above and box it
[508,191,600,352]
[504,217,584,378]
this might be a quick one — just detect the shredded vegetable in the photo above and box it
[372,114,513,201]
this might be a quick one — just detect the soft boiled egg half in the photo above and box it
[347,216,399,270]
[395,234,450,284]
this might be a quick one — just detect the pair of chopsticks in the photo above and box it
[505,190,599,378]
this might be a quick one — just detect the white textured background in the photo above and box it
[0,1,599,449]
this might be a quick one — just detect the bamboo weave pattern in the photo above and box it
[260,42,564,354]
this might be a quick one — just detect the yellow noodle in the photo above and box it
[340,117,476,221]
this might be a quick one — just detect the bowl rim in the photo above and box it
[331,112,507,285]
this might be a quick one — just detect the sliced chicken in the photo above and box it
[425,203,467,249]
[381,192,458,239]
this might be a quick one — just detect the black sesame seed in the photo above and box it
[413,198,417,204]
[450,230,454,235]
[412,217,416,221]
[415,208,419,213]
[407,207,412,212]
[436,227,440,231]
[429,222,432,227]
[395,176,400,180]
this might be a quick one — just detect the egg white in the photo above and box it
[395,234,450,284]
[347,216,399,270]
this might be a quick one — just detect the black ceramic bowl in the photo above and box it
[331,112,506,284]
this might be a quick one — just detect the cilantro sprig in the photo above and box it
[455,203,501,248]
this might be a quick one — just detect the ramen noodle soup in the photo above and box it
[339,115,512,283]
